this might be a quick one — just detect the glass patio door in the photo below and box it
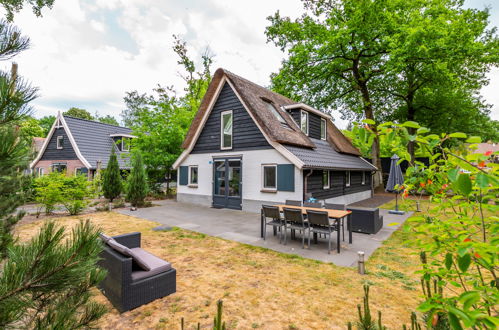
[213,158,242,210]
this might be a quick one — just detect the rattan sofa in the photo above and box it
[98,232,176,312]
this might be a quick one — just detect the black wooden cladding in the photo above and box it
[286,108,323,140]
[191,83,272,153]
[40,127,78,160]
[307,170,371,200]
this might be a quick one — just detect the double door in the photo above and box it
[212,158,242,210]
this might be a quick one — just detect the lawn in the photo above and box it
[15,210,423,329]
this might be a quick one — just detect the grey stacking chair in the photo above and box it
[324,203,346,241]
[306,210,338,254]
[283,207,309,248]
[285,200,302,206]
[303,201,321,208]
[262,205,286,243]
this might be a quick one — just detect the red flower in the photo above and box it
[474,252,481,258]
[403,190,409,198]
[427,179,433,185]
[484,151,492,156]
[478,161,485,168]
[464,238,471,242]
[420,182,426,188]
[442,184,449,189]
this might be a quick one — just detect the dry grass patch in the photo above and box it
[15,212,422,329]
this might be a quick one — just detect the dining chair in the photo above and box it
[306,210,338,254]
[285,200,302,206]
[262,205,286,243]
[323,203,346,241]
[303,201,321,208]
[283,207,309,248]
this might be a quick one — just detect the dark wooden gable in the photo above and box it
[40,126,78,161]
[191,82,272,153]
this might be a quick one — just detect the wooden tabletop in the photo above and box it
[272,204,351,219]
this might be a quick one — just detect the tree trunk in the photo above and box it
[406,92,416,165]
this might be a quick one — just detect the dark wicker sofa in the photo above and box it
[346,206,384,234]
[98,232,176,312]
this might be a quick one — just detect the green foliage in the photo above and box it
[181,299,225,330]
[19,115,44,139]
[123,36,213,188]
[0,220,107,328]
[102,147,122,202]
[64,107,94,120]
[37,114,54,136]
[0,0,54,21]
[95,113,119,126]
[34,172,91,215]
[353,285,386,330]
[126,151,148,207]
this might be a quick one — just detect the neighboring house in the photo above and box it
[173,68,377,212]
[32,137,46,155]
[30,112,134,178]
[471,142,499,163]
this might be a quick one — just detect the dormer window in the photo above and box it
[300,110,309,135]
[121,137,130,152]
[321,118,327,140]
[110,133,136,152]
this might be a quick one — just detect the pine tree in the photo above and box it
[126,151,148,207]
[102,147,122,203]
[0,15,107,328]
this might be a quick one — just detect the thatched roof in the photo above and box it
[182,68,361,156]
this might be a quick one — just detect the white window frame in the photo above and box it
[262,164,277,191]
[300,110,309,136]
[56,136,64,149]
[320,118,327,140]
[74,167,81,175]
[36,167,44,177]
[323,170,330,189]
[220,110,233,150]
[188,165,198,186]
[345,171,351,187]
[362,171,366,185]
[121,137,130,152]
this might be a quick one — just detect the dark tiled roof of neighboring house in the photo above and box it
[284,138,376,171]
[182,68,361,156]
[64,116,133,169]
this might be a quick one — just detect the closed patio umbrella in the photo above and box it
[386,154,405,215]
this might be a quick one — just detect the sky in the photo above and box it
[3,0,499,128]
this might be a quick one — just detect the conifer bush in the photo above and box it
[102,147,122,203]
[126,151,148,207]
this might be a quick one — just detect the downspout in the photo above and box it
[303,169,313,201]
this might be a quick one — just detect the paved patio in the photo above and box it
[117,200,412,267]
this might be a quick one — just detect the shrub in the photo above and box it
[102,148,122,202]
[126,151,148,207]
[34,172,65,215]
[61,174,91,215]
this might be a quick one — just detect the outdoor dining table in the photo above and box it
[260,204,352,253]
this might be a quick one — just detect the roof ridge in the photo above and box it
[63,115,131,130]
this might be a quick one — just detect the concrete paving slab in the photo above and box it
[117,200,412,267]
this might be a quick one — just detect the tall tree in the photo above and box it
[0,14,106,328]
[64,107,94,120]
[102,147,122,203]
[37,114,55,136]
[124,36,213,190]
[382,0,498,161]
[95,113,119,126]
[266,0,394,188]
[126,151,148,207]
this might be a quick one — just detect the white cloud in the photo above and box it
[4,0,498,130]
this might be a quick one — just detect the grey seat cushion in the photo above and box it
[130,248,172,281]
[99,233,113,244]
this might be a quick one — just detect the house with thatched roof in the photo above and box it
[173,68,377,212]
[30,112,134,178]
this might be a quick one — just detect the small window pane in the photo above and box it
[263,166,276,189]
[321,119,326,140]
[323,170,330,189]
[190,166,198,184]
[222,112,233,149]
[57,136,64,149]
[346,171,351,186]
[300,111,308,135]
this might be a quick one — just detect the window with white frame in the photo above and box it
[345,171,351,187]
[51,163,67,173]
[35,167,44,177]
[323,170,330,189]
[56,136,64,149]
[265,101,286,124]
[262,164,277,190]
[189,166,198,185]
[300,110,309,135]
[321,118,327,140]
[221,110,233,149]
[362,171,366,185]
[121,137,130,152]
